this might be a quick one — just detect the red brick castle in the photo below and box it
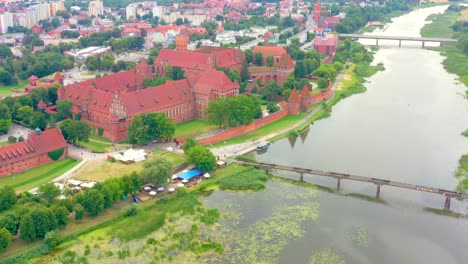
[58,36,242,142]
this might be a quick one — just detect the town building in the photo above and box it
[24,72,64,94]
[0,12,13,34]
[0,128,68,177]
[313,35,338,57]
[249,46,295,85]
[89,0,104,17]
[58,57,240,142]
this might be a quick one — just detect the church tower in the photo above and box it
[313,0,321,24]
[176,34,188,51]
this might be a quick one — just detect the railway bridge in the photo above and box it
[338,34,457,48]
[235,160,467,210]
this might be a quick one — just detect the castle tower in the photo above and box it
[176,34,189,51]
[300,85,312,112]
[135,60,152,89]
[313,0,321,24]
[288,88,300,115]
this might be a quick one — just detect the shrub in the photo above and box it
[98,128,104,136]
[218,169,269,191]
[200,209,220,225]
[0,228,12,252]
[44,230,61,249]
[126,205,137,216]
[48,148,64,160]
[7,136,16,143]
[235,155,257,163]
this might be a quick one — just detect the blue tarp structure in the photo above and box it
[178,169,204,180]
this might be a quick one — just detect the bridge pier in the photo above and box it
[299,173,304,182]
[422,41,425,48]
[444,196,451,210]
[337,179,341,191]
[399,40,401,48]
[375,39,379,46]
[376,185,381,198]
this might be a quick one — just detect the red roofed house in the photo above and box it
[322,16,341,30]
[313,35,338,57]
[0,128,68,177]
[122,28,142,37]
[248,45,295,85]
[24,72,64,93]
[32,24,43,34]
[59,58,240,142]
[225,11,242,23]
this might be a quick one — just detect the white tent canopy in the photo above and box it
[113,149,146,163]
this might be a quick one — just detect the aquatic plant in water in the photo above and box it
[309,248,345,264]
[348,226,369,248]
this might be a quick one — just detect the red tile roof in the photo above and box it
[195,46,243,68]
[253,46,287,58]
[121,79,192,117]
[26,128,67,154]
[37,99,47,109]
[54,71,64,81]
[278,54,295,68]
[300,86,311,97]
[28,75,39,81]
[192,69,238,95]
[288,88,300,103]
[314,36,337,46]
[155,49,213,69]
[80,70,137,93]
[0,142,35,163]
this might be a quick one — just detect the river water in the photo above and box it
[203,5,468,264]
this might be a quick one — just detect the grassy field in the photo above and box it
[161,152,186,166]
[212,113,307,146]
[420,11,457,38]
[0,141,10,146]
[0,158,79,193]
[78,140,111,153]
[175,120,217,138]
[0,79,28,97]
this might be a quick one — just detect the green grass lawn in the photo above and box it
[420,11,457,38]
[0,79,28,97]
[161,152,186,165]
[0,158,79,193]
[78,140,111,153]
[0,141,10,146]
[89,134,113,143]
[175,120,217,138]
[152,148,165,154]
[437,44,468,87]
[212,113,307,146]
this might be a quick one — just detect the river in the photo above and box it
[203,5,468,264]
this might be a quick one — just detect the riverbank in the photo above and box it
[1,163,257,263]
[420,6,468,89]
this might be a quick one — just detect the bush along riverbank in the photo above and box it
[420,4,468,92]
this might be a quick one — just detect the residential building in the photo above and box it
[0,12,13,34]
[249,45,295,85]
[313,35,337,57]
[89,1,104,17]
[0,128,68,177]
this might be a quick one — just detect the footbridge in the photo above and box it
[235,160,467,210]
[338,34,457,47]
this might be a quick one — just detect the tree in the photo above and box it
[19,213,36,241]
[32,111,47,130]
[85,56,100,71]
[7,136,16,143]
[255,52,263,66]
[187,146,216,172]
[52,206,69,227]
[0,228,12,252]
[16,106,34,125]
[0,66,16,85]
[39,182,61,203]
[294,61,306,78]
[240,61,249,81]
[0,103,12,134]
[101,53,115,70]
[51,17,61,28]
[56,100,72,118]
[60,119,91,143]
[318,78,328,89]
[265,56,275,67]
[31,208,58,239]
[267,103,280,113]
[244,49,253,64]
[261,80,282,101]
[182,137,199,153]
[0,186,16,212]
[44,230,61,249]
[140,157,172,186]
[0,44,12,58]
[0,213,18,236]
[127,113,175,145]
[74,203,84,220]
[80,189,105,217]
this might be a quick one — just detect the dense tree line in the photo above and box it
[335,0,412,33]
[206,95,262,128]
[108,36,145,52]
[223,14,298,32]
[79,28,121,48]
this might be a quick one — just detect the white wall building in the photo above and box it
[0,12,14,34]
[89,1,104,17]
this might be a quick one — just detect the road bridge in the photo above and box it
[338,34,457,47]
[235,160,467,210]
